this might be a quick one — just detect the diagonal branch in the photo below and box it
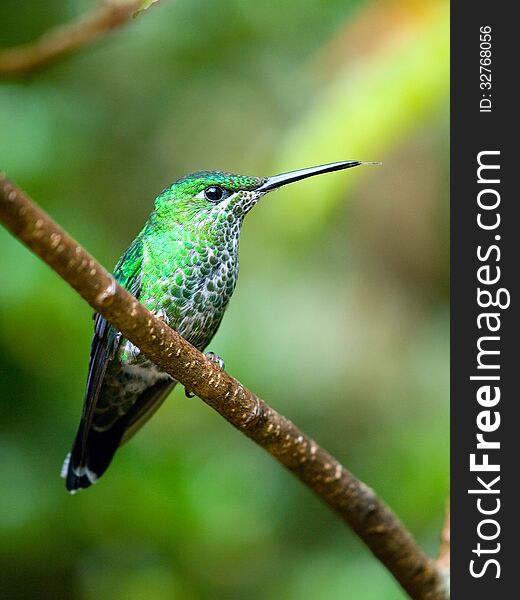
[0,1,159,78]
[0,173,449,600]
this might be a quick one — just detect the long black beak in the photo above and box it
[256,160,381,193]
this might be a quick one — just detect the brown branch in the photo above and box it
[0,1,158,77]
[0,173,449,600]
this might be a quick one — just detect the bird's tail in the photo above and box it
[62,379,175,493]
[61,420,127,493]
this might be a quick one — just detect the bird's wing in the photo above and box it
[120,378,176,445]
[75,237,144,462]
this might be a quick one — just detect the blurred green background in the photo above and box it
[0,1,449,598]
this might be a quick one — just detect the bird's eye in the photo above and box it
[194,185,232,203]
[204,186,225,202]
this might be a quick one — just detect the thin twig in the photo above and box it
[0,1,158,77]
[0,174,449,600]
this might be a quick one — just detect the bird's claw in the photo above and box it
[184,351,225,398]
[154,309,170,325]
[204,351,225,371]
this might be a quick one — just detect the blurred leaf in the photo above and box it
[133,0,160,18]
[265,0,449,239]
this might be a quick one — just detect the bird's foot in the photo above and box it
[204,351,225,370]
[154,309,170,325]
[185,352,225,398]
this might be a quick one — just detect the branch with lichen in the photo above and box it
[0,173,449,600]
[0,1,159,77]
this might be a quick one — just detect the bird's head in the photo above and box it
[153,160,379,229]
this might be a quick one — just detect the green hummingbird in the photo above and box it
[62,160,377,492]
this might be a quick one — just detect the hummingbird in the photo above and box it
[62,160,377,492]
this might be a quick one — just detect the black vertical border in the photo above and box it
[451,2,517,597]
